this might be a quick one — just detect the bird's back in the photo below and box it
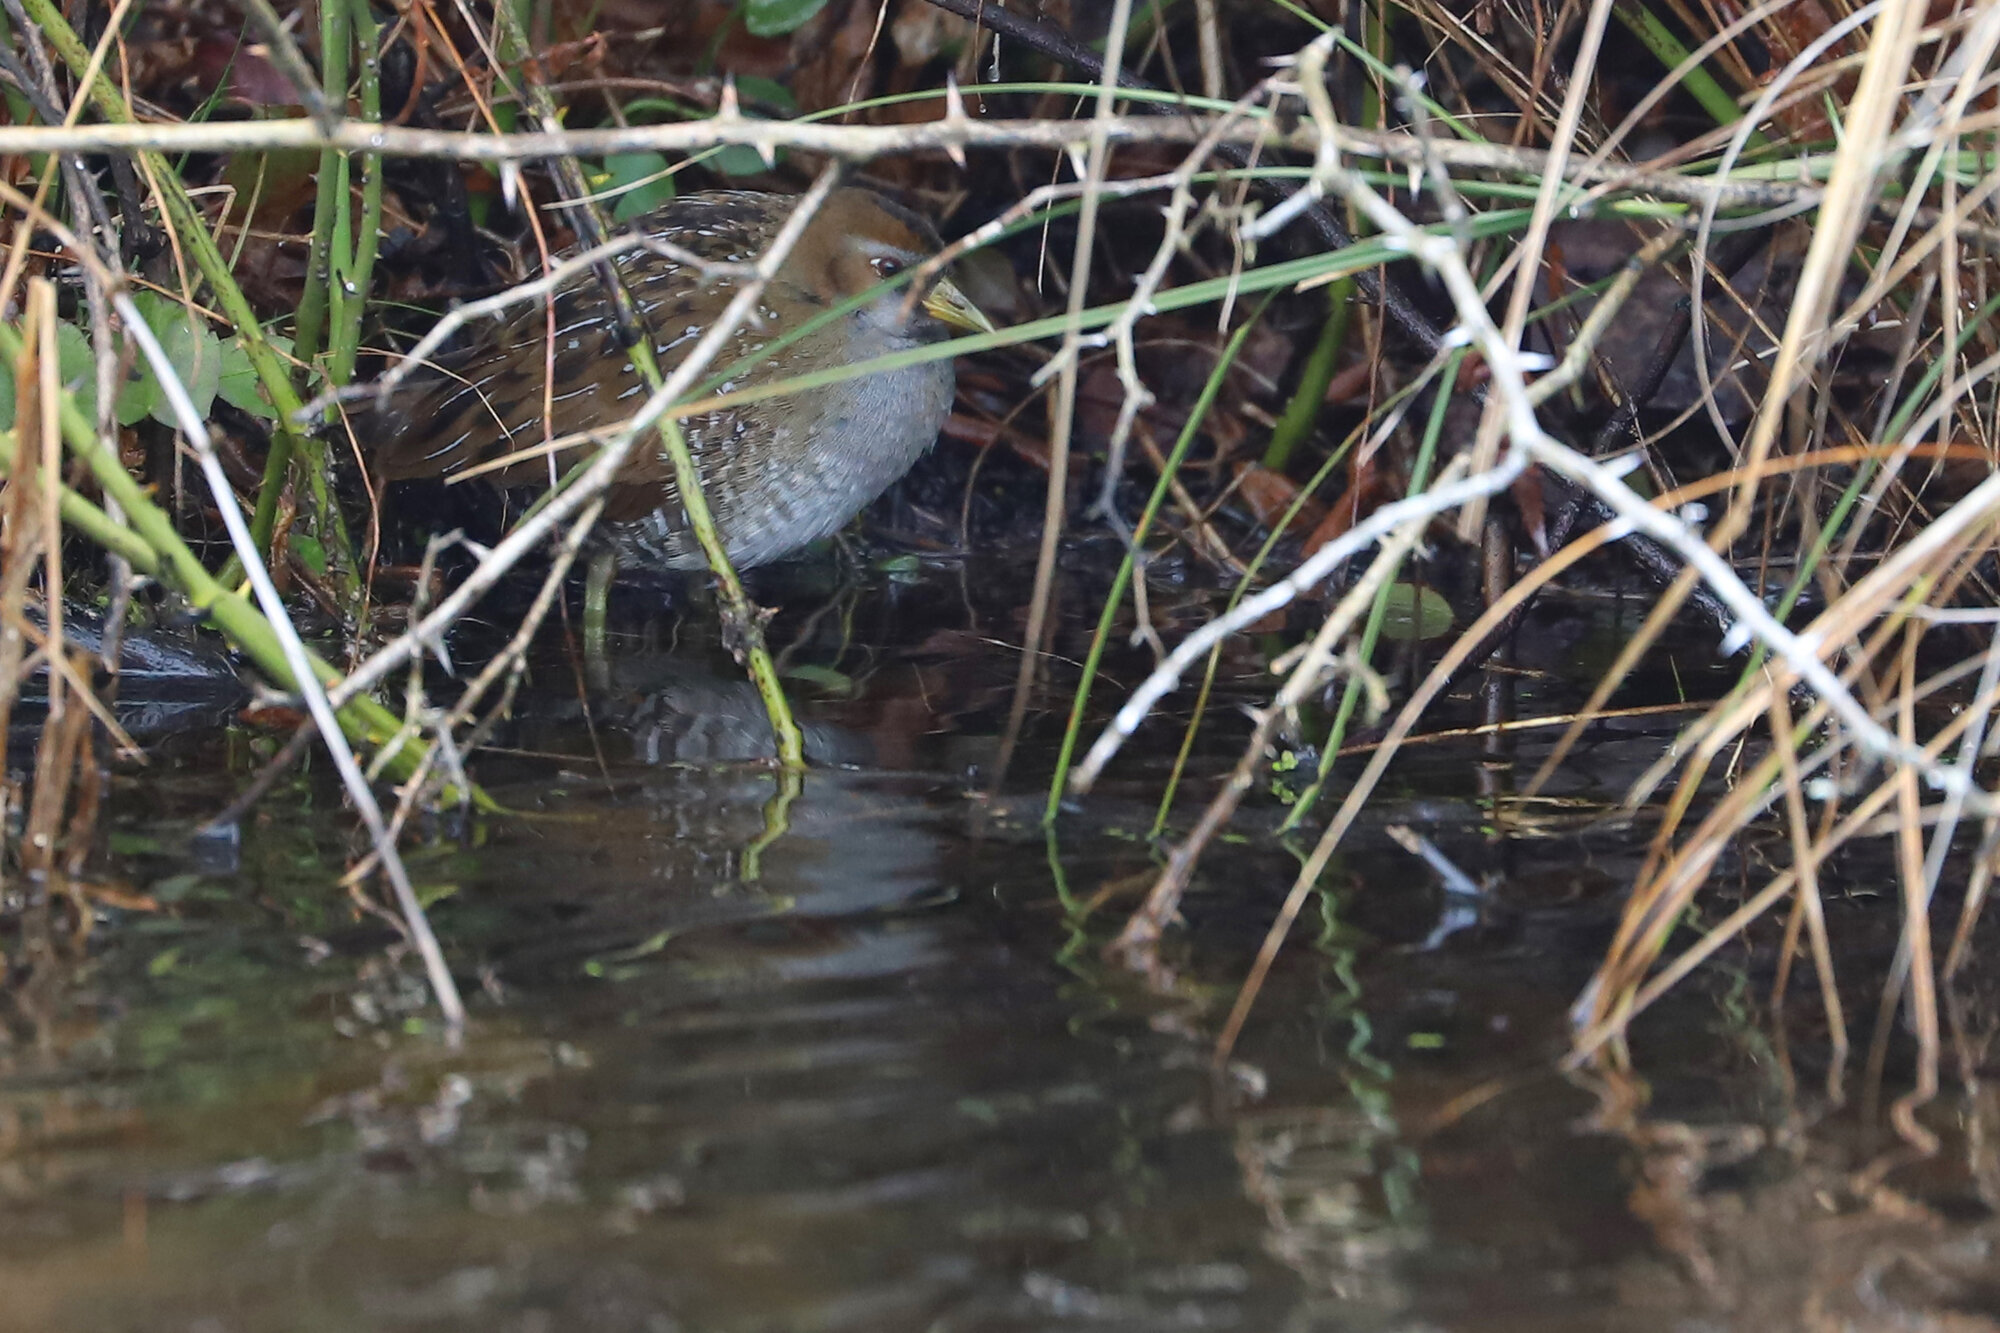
[368,192,797,489]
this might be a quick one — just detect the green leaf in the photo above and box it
[114,366,153,426]
[619,96,702,123]
[127,291,222,429]
[291,532,327,576]
[415,880,459,909]
[56,321,96,406]
[733,76,798,115]
[218,332,292,419]
[0,320,104,430]
[781,663,855,696]
[156,307,221,428]
[603,151,677,222]
[149,873,210,903]
[712,143,773,177]
[743,0,828,37]
[1379,582,1454,642]
[123,292,175,426]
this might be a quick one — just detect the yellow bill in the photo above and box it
[923,276,997,335]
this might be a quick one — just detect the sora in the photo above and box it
[372,188,992,571]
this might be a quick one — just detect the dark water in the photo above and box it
[4,561,1997,1332]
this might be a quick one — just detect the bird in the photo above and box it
[369,187,993,572]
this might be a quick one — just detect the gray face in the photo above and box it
[849,234,949,343]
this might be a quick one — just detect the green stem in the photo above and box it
[1045,302,1269,823]
[1278,344,1465,830]
[289,0,349,378]
[1149,433,1353,840]
[657,417,807,769]
[1611,3,1765,144]
[1362,0,1387,132]
[1263,280,1350,471]
[489,1,805,769]
[17,0,354,584]
[0,322,486,808]
[0,430,156,570]
[326,0,382,388]
[0,8,43,179]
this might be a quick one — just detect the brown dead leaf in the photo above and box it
[77,881,162,913]
[1231,460,1328,535]
[1301,448,1393,557]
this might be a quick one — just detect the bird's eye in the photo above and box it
[871,256,904,279]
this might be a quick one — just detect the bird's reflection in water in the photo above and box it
[588,651,873,769]
[483,645,955,984]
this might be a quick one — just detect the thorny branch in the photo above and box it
[1074,29,1997,815]
[0,113,1981,231]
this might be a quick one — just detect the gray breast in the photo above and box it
[612,326,955,572]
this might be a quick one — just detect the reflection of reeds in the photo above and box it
[1235,1103,1421,1312]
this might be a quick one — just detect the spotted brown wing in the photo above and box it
[367,191,792,491]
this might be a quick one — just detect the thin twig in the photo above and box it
[111,290,466,1035]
